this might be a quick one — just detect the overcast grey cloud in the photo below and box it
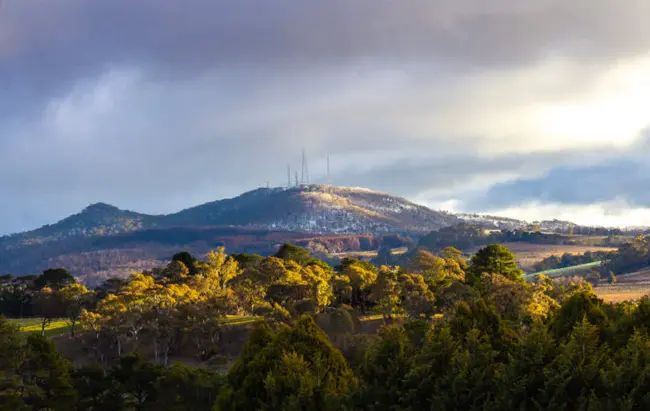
[465,136,650,210]
[2,0,650,234]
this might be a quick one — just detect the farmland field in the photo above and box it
[524,261,602,280]
[596,285,650,303]
[329,246,409,260]
[467,242,617,270]
[8,318,71,338]
[332,243,617,268]
[222,315,262,326]
[7,316,260,337]
[595,268,650,302]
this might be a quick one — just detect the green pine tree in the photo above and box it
[216,316,355,411]
[467,244,524,285]
[20,334,77,410]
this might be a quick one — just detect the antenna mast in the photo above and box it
[301,149,310,185]
[287,165,291,188]
[327,152,331,186]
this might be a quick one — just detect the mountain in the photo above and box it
[3,184,615,284]
[1,203,154,249]
[163,185,459,234]
[3,185,459,246]
[457,213,527,230]
[0,185,457,282]
[458,213,619,235]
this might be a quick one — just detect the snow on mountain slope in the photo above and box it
[163,185,459,234]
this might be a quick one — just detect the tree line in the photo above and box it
[603,234,650,275]
[417,223,621,253]
[2,242,650,409]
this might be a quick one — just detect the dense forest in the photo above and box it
[2,242,650,410]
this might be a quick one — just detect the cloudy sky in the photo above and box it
[2,0,650,235]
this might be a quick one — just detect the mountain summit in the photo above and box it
[163,185,459,234]
[2,185,458,247]
[0,185,594,280]
[0,185,458,278]
[1,202,150,249]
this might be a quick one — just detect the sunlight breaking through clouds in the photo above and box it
[3,0,650,233]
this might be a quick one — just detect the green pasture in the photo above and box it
[525,261,602,281]
[8,318,71,338]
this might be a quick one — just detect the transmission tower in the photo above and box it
[287,164,291,188]
[301,149,310,184]
[327,152,332,186]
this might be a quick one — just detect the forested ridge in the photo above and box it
[3,242,650,410]
[417,223,623,252]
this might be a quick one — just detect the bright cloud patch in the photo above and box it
[487,201,650,228]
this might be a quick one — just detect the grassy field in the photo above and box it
[8,318,71,338]
[596,285,650,303]
[467,242,617,270]
[330,243,617,268]
[7,315,259,339]
[223,315,262,326]
[523,262,650,303]
[524,261,602,280]
[594,268,650,303]
[330,247,409,260]
[568,236,609,246]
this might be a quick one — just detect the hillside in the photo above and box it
[2,185,458,246]
[0,185,455,282]
[163,185,459,234]
[458,213,622,236]
[0,203,154,249]
[3,184,618,283]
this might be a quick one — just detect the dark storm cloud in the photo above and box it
[2,0,650,233]
[3,0,650,109]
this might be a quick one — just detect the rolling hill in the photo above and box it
[2,184,615,285]
[162,185,459,234]
[0,202,154,249]
[0,185,457,282]
[2,185,458,246]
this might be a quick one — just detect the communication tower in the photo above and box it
[301,149,310,184]
[327,152,332,186]
[287,165,291,188]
